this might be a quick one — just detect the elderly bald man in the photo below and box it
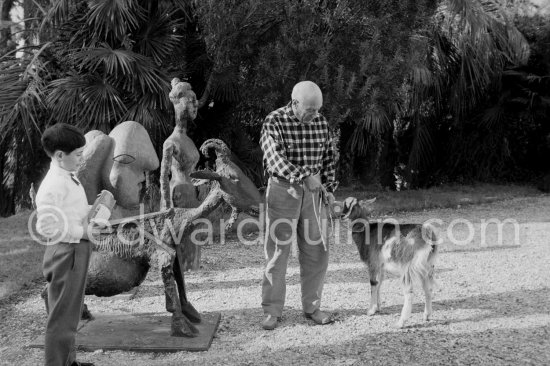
[260,81,338,330]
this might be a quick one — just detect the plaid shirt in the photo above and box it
[260,102,338,192]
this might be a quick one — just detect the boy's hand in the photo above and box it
[82,218,106,241]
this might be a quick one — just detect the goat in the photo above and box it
[340,197,438,328]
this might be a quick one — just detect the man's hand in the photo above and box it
[326,192,335,206]
[304,175,322,193]
[319,185,334,205]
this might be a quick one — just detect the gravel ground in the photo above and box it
[1,195,549,365]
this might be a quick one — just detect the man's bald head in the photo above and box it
[291,81,323,105]
[291,81,323,123]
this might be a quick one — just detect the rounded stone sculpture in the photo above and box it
[77,121,160,295]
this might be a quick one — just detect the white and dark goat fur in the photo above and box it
[341,197,438,328]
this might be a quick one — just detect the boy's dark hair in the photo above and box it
[41,123,86,156]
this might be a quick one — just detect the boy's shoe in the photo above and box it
[71,361,95,366]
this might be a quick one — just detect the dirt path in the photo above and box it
[1,196,549,365]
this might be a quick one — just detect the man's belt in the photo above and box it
[269,172,320,185]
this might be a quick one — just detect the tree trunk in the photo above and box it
[378,127,397,189]
[0,0,15,53]
[337,122,355,186]
[0,143,14,217]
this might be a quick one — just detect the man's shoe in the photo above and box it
[262,314,280,330]
[71,361,95,366]
[304,309,334,325]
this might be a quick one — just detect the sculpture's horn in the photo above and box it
[190,170,222,182]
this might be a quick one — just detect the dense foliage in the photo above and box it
[0,0,548,215]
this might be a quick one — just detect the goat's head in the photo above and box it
[341,197,376,221]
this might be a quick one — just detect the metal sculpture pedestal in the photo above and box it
[30,312,221,352]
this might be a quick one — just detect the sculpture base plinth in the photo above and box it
[29,312,221,352]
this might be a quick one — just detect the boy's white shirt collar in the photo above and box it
[50,160,75,174]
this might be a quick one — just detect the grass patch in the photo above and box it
[0,210,44,302]
[334,183,542,216]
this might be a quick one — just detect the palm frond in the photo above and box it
[43,0,73,27]
[70,45,169,103]
[133,9,183,66]
[408,121,434,172]
[46,74,88,126]
[349,127,369,157]
[47,73,128,131]
[79,76,127,131]
[411,66,435,87]
[416,0,531,121]
[360,107,390,135]
[211,70,240,104]
[0,54,48,146]
[72,45,136,77]
[480,104,506,128]
[86,0,143,41]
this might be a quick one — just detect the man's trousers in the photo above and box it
[43,240,91,366]
[261,177,330,316]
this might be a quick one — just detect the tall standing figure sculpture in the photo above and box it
[159,78,203,318]
[161,78,201,210]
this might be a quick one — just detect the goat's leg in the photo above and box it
[367,265,383,316]
[422,268,435,321]
[397,273,413,328]
[160,256,199,337]
[376,269,384,310]
[224,207,240,231]
[173,246,201,323]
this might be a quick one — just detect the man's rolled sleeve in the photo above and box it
[321,130,338,193]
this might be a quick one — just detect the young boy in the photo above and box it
[35,123,95,366]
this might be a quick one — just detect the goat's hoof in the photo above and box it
[367,308,378,316]
[423,313,432,322]
[396,320,405,328]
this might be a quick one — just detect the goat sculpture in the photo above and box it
[341,197,438,328]
[90,185,237,336]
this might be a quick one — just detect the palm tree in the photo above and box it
[399,0,531,185]
[0,0,196,215]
